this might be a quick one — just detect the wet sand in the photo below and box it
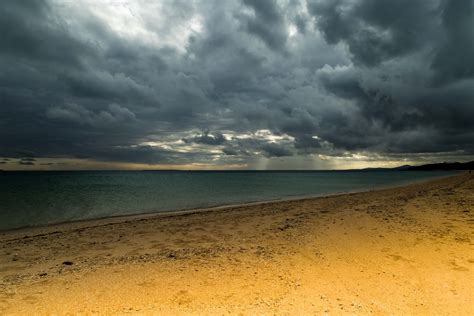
[0,173,473,314]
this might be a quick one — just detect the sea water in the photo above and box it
[0,170,454,231]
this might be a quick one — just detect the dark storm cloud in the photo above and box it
[260,143,293,158]
[46,103,136,127]
[0,1,91,67]
[0,0,473,168]
[20,158,36,162]
[308,0,439,66]
[18,157,36,165]
[186,131,227,146]
[431,0,474,84]
[304,0,474,156]
[239,0,288,51]
[222,148,239,156]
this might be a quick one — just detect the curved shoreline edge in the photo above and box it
[0,172,462,241]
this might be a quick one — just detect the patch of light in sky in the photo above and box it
[51,0,203,53]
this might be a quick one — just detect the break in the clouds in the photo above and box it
[0,0,473,170]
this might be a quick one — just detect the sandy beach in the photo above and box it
[0,173,473,315]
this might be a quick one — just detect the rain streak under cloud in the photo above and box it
[1,0,473,170]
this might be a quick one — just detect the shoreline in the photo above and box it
[1,172,472,314]
[0,171,459,240]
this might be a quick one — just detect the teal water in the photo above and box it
[0,171,453,231]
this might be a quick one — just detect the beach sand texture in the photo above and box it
[0,173,473,315]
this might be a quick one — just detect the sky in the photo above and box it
[1,0,473,170]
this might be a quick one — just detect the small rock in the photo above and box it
[62,261,73,265]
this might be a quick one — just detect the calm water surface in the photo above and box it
[0,171,453,230]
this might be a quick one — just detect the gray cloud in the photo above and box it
[431,0,474,84]
[46,103,136,128]
[308,0,440,66]
[260,143,294,158]
[0,0,473,169]
[186,131,227,146]
[239,0,288,51]
[18,157,36,165]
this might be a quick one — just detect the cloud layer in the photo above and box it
[1,0,473,169]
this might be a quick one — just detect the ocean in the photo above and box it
[0,170,454,231]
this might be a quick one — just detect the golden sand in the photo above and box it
[0,173,473,315]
